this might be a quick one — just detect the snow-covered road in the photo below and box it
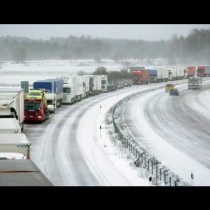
[123,81,210,186]
[24,87,154,186]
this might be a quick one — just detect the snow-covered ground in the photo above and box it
[0,60,124,86]
[0,60,155,186]
[123,83,210,186]
[1,60,209,186]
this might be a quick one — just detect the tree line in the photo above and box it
[0,28,210,65]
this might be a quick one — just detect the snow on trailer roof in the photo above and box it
[0,133,30,145]
[0,160,52,186]
[0,119,20,131]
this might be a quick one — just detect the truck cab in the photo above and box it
[24,89,49,122]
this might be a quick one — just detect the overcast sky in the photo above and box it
[0,24,210,41]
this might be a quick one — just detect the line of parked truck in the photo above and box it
[0,74,110,160]
[129,65,210,85]
[1,64,209,160]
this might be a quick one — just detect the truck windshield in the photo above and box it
[25,103,41,110]
[29,92,41,96]
[63,87,71,93]
[47,100,53,105]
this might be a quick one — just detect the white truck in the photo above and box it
[0,133,31,159]
[188,77,202,89]
[82,75,90,97]
[89,75,97,96]
[0,88,25,131]
[95,75,102,94]
[101,75,108,92]
[62,75,77,104]
[62,75,87,104]
[76,76,85,100]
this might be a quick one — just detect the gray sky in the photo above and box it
[0,24,210,41]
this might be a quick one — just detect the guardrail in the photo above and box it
[112,85,191,186]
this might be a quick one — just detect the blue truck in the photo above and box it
[33,79,63,113]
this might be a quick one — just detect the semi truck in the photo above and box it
[149,68,169,82]
[62,75,77,104]
[0,88,25,131]
[62,75,88,104]
[33,79,63,113]
[101,75,108,92]
[95,75,102,94]
[197,66,210,77]
[131,69,150,85]
[76,76,85,100]
[186,66,196,78]
[24,89,49,122]
[89,75,97,95]
[0,133,31,159]
[188,77,202,89]
[82,75,90,97]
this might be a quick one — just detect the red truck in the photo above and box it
[24,90,49,123]
[197,66,210,77]
[131,70,150,85]
[186,66,196,77]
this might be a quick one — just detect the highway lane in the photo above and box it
[24,86,148,186]
[122,81,210,185]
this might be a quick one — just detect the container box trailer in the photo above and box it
[0,118,21,133]
[76,76,85,100]
[197,66,210,77]
[33,79,63,113]
[62,75,77,104]
[149,68,169,82]
[131,70,150,85]
[187,66,196,77]
[95,75,102,94]
[0,88,24,131]
[101,75,108,92]
[82,75,90,97]
[89,75,97,95]
[0,133,31,159]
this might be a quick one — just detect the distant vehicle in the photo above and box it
[165,84,175,92]
[101,75,108,92]
[169,88,179,96]
[188,77,202,90]
[197,66,210,77]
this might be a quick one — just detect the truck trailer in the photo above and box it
[0,160,52,186]
[0,88,25,131]
[197,66,210,77]
[62,75,77,104]
[0,133,31,159]
[101,75,108,92]
[131,70,150,85]
[33,79,63,113]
